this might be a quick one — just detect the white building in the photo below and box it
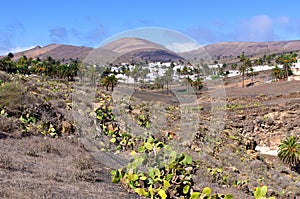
[288,58,300,81]
[291,59,300,76]
[227,70,240,77]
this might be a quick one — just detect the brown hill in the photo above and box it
[8,39,300,64]
[11,38,184,63]
[99,37,185,63]
[180,40,300,62]
[12,44,93,62]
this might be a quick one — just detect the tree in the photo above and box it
[140,68,150,86]
[0,55,16,73]
[271,65,283,81]
[164,67,174,93]
[176,68,182,79]
[192,78,203,90]
[7,52,14,59]
[278,136,300,168]
[275,53,297,80]
[130,65,142,90]
[254,58,263,66]
[230,63,237,70]
[154,76,164,91]
[249,66,254,86]
[184,76,193,93]
[100,75,118,91]
[100,76,110,91]
[16,55,31,75]
[239,53,251,88]
[181,66,189,76]
[107,75,118,91]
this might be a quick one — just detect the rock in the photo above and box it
[229,166,240,173]
[61,120,73,135]
[266,118,274,125]
[238,115,246,120]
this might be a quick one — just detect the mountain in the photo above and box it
[10,38,185,64]
[6,39,300,64]
[98,38,185,63]
[12,44,93,62]
[181,40,300,62]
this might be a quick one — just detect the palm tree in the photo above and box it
[100,75,118,91]
[249,66,254,86]
[230,63,237,70]
[239,53,251,88]
[275,53,297,80]
[164,67,173,93]
[176,68,182,79]
[271,65,282,81]
[130,65,142,90]
[100,76,110,91]
[192,78,203,90]
[277,136,300,168]
[254,58,263,66]
[107,75,118,91]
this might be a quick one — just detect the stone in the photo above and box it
[62,120,73,135]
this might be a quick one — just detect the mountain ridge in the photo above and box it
[5,39,300,63]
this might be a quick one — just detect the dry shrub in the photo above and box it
[73,156,97,182]
[0,154,13,170]
[40,141,61,155]
[0,116,21,135]
[0,82,25,112]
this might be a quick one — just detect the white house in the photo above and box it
[288,58,300,81]
[251,65,276,72]
[227,70,240,77]
[291,59,300,76]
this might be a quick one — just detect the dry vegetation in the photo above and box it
[0,70,300,198]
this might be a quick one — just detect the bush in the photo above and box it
[0,82,27,114]
[0,155,13,170]
[73,156,97,182]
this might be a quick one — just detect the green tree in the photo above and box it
[192,78,203,90]
[230,63,237,70]
[0,54,16,73]
[239,53,252,88]
[154,76,164,91]
[16,55,31,75]
[254,58,263,66]
[130,65,142,90]
[164,67,174,93]
[176,68,182,79]
[277,136,300,168]
[100,75,118,91]
[239,53,251,88]
[249,66,254,86]
[271,65,283,81]
[275,53,297,80]
[181,66,189,76]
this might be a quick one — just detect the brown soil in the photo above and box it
[1,70,300,199]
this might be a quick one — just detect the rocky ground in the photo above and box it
[0,70,300,198]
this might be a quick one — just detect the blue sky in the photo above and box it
[1,0,300,55]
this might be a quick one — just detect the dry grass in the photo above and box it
[0,136,140,199]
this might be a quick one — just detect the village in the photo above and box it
[107,56,300,87]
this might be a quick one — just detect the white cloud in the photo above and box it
[165,42,200,53]
[0,46,35,56]
[236,15,278,42]
[277,16,291,26]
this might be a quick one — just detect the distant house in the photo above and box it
[289,58,300,81]
[291,59,300,75]
[251,65,276,72]
[226,70,240,77]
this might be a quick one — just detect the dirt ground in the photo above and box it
[1,72,300,199]
[0,136,141,199]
